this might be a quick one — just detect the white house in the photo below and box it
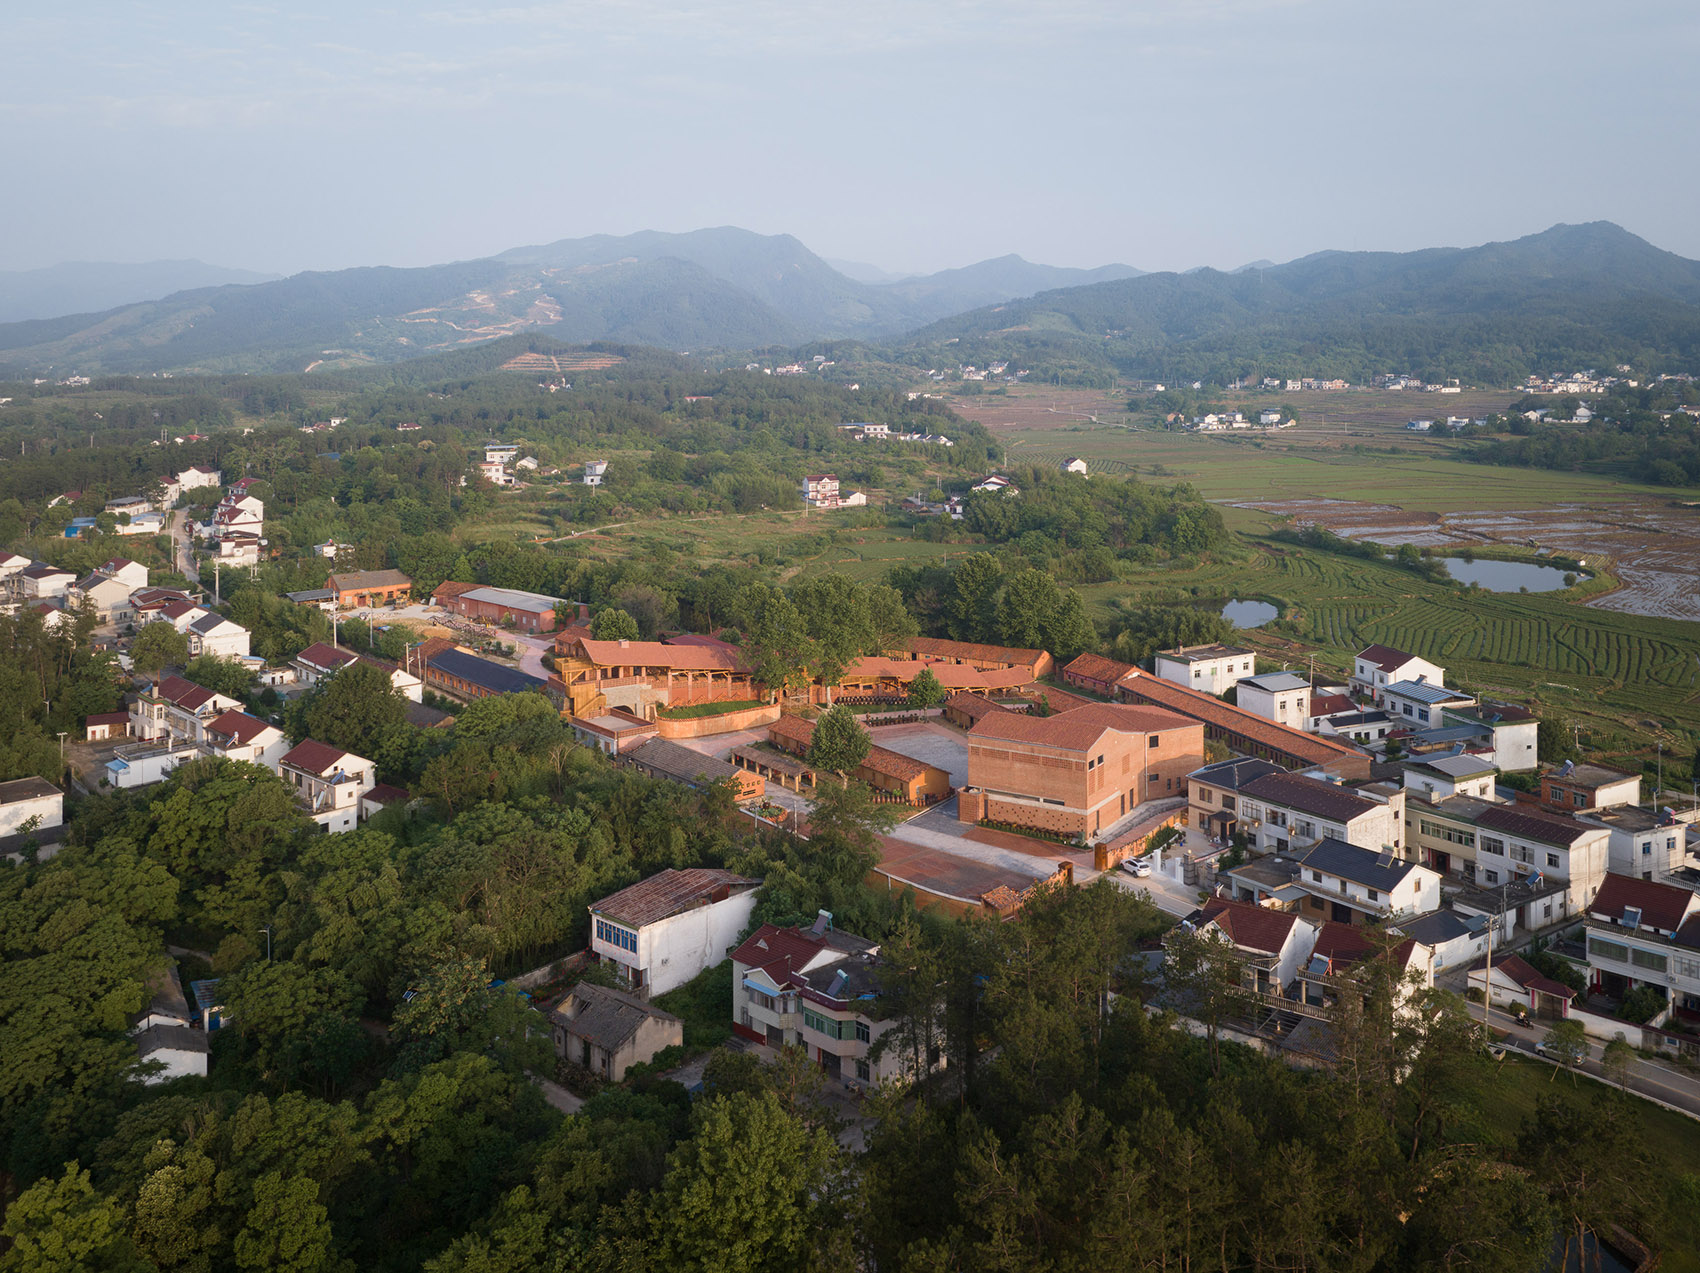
[207,494,264,537]
[583,460,608,487]
[971,474,1017,495]
[129,676,242,744]
[291,642,422,702]
[1293,838,1441,926]
[1578,805,1697,883]
[0,776,63,843]
[105,739,200,789]
[0,551,32,582]
[277,739,376,833]
[19,563,76,600]
[1176,897,1319,998]
[131,966,209,1084]
[1235,671,1311,731]
[1400,753,1498,802]
[1061,457,1089,476]
[1351,644,1445,705]
[1153,643,1257,697]
[1439,703,1540,772]
[96,557,149,590]
[67,572,136,623]
[484,442,521,466]
[1237,770,1406,855]
[1584,873,1700,1022]
[588,868,761,997]
[1382,680,1475,729]
[186,611,251,660]
[1465,953,1580,1022]
[200,709,290,769]
[1406,797,1611,920]
[800,474,841,507]
[177,465,222,491]
[1389,909,1494,974]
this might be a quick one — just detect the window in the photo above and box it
[748,987,777,1012]
[1296,821,1315,840]
[1641,841,1652,856]
[1311,870,1323,883]
[1198,788,1214,804]
[1148,735,1160,748]
[1588,937,1629,964]
[1546,853,1560,868]
[1367,889,1379,902]
[1572,793,1585,806]
[803,1008,851,1040]
[856,1020,870,1043]
[1632,948,1668,974]
[594,919,638,953]
[1485,870,1499,884]
[1480,837,1505,856]
[1543,903,1554,919]
[856,1059,871,1082]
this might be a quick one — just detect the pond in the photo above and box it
[1221,599,1278,628]
[1441,557,1581,593]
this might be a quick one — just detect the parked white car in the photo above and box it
[1120,857,1152,878]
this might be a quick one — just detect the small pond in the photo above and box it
[1441,557,1581,592]
[1221,599,1278,628]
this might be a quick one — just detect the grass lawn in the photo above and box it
[658,698,765,720]
[651,961,734,1053]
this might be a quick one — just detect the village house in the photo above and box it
[1234,672,1312,731]
[959,702,1204,840]
[1061,457,1089,476]
[131,965,209,1084]
[1400,753,1498,802]
[1381,679,1475,729]
[732,916,938,1089]
[185,610,251,660]
[83,711,131,743]
[0,777,65,860]
[1403,795,1610,920]
[1291,838,1441,926]
[420,643,548,702]
[583,460,608,486]
[1540,761,1641,813]
[1234,770,1406,856]
[1293,923,1434,1023]
[129,676,242,745]
[19,563,76,601]
[971,474,1018,495]
[1187,756,1286,846]
[1582,873,1700,1024]
[894,636,1054,681]
[291,642,423,701]
[1316,709,1394,745]
[1465,953,1579,1023]
[587,867,761,996]
[199,709,289,769]
[207,493,264,537]
[278,739,377,834]
[176,464,222,491]
[1062,651,1138,698]
[67,571,137,623]
[618,737,765,803]
[1173,897,1319,999]
[1350,644,1445,706]
[326,569,412,609]
[1153,644,1257,697]
[1437,702,1539,771]
[1577,804,1696,882]
[547,983,683,1081]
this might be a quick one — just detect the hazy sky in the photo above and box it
[7,1,1697,277]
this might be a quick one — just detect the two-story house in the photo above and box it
[1405,795,1610,923]
[1236,770,1405,855]
[1292,838,1441,926]
[130,676,242,744]
[277,739,376,833]
[1351,644,1445,706]
[800,474,841,508]
[186,611,251,659]
[292,642,424,701]
[1583,873,1700,1021]
[587,868,761,997]
[19,563,76,601]
[1438,702,1539,771]
[732,915,938,1089]
[1577,805,1696,882]
[1187,756,1286,844]
[1153,644,1257,697]
[1234,672,1312,731]
[1174,897,1319,998]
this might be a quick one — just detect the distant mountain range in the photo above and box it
[0,222,1697,384]
[909,222,1700,384]
[0,260,280,325]
[0,229,1141,376]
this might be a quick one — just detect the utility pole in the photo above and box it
[258,924,272,960]
[57,731,67,766]
[213,560,221,607]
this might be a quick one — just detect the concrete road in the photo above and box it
[1475,1002,1700,1119]
[1109,866,1207,917]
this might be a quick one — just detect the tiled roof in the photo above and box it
[1196,897,1298,955]
[1310,693,1357,717]
[135,1024,210,1058]
[364,783,412,806]
[1588,873,1699,935]
[969,702,1194,753]
[564,636,748,673]
[591,868,760,928]
[1357,643,1421,672]
[204,710,274,747]
[1298,838,1415,890]
[327,569,411,591]
[546,982,680,1049]
[1242,771,1379,822]
[1063,652,1139,685]
[429,580,480,602]
[624,738,746,786]
[1475,804,1599,848]
[1308,921,1375,968]
[732,922,879,987]
[425,649,547,695]
[84,711,130,727]
[1189,756,1286,790]
[769,714,818,746]
[152,676,219,712]
[1475,953,1578,1002]
[1113,670,1366,768]
[295,642,356,671]
[280,739,352,775]
[944,691,1012,721]
[903,637,1047,668]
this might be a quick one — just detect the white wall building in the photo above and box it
[278,739,376,833]
[1351,644,1445,705]
[1153,644,1257,697]
[588,868,761,997]
[1235,671,1312,731]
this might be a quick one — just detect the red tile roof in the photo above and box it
[1063,652,1138,685]
[1309,921,1374,968]
[1241,771,1379,822]
[731,922,877,987]
[84,710,130,726]
[1112,669,1367,771]
[1482,953,1579,1002]
[152,676,220,712]
[1310,693,1356,717]
[1356,644,1427,673]
[295,642,356,671]
[204,710,275,747]
[364,783,412,806]
[279,739,351,775]
[944,691,1012,721]
[591,868,760,928]
[429,581,480,602]
[903,636,1047,669]
[563,636,748,672]
[1588,873,1700,935]
[1197,897,1299,955]
[969,702,1195,753]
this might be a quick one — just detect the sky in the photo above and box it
[5,0,1697,278]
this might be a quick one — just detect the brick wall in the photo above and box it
[984,796,1087,837]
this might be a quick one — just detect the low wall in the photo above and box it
[508,949,590,993]
[1096,812,1186,872]
[1569,1002,1638,1043]
[655,702,781,739]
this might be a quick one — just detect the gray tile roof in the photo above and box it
[547,982,680,1050]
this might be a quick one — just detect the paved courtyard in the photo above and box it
[864,721,970,786]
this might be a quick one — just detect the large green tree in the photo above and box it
[807,706,870,778]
